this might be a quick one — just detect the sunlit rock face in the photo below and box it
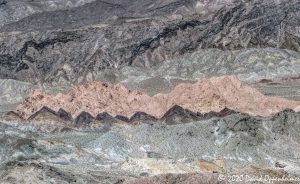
[0,0,300,184]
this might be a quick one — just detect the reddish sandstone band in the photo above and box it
[17,75,300,119]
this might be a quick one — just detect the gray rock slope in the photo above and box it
[0,0,300,84]
[0,110,299,183]
[0,1,300,183]
[1,47,299,109]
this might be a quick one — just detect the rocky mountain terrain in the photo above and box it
[16,76,300,119]
[1,0,300,85]
[1,109,300,183]
[1,0,300,183]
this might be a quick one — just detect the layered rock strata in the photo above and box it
[0,110,299,183]
[1,0,300,183]
[1,0,300,84]
[17,76,300,119]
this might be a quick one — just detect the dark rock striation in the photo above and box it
[0,1,300,183]
[0,0,300,84]
[2,105,238,126]
[1,109,300,183]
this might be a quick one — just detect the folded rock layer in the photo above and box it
[17,75,300,119]
[1,1,300,183]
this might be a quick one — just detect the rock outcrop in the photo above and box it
[17,76,300,119]
[1,1,300,183]
[1,0,300,85]
[0,110,299,183]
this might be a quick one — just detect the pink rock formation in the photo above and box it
[17,75,300,119]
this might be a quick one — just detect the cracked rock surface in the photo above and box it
[1,0,300,183]
[0,0,300,84]
[0,110,300,183]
